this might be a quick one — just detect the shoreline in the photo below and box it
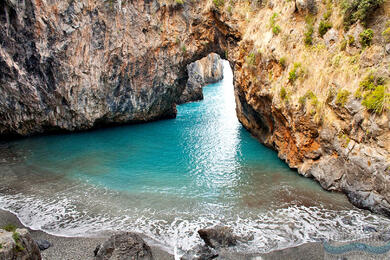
[0,209,174,260]
[0,208,333,260]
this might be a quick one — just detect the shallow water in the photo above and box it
[0,61,389,255]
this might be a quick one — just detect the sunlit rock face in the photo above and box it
[0,0,240,137]
[179,53,223,104]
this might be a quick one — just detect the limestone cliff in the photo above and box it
[179,53,223,103]
[1,0,390,216]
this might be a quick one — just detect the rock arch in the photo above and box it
[0,0,240,137]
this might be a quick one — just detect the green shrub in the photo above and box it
[270,13,281,35]
[340,39,348,50]
[362,85,389,113]
[273,25,281,35]
[319,20,332,37]
[288,63,302,83]
[342,0,384,28]
[348,35,355,46]
[382,27,390,43]
[336,89,351,106]
[299,91,318,107]
[270,13,278,26]
[246,52,256,66]
[358,74,389,113]
[12,231,24,252]
[354,88,363,99]
[304,24,314,46]
[2,224,17,232]
[280,87,287,100]
[359,29,374,47]
[326,87,336,103]
[213,0,225,8]
[359,74,377,90]
[175,0,184,4]
[279,57,287,68]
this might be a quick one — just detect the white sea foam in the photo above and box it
[0,187,389,256]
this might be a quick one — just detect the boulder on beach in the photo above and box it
[35,239,52,251]
[198,226,238,249]
[0,228,41,260]
[94,232,153,260]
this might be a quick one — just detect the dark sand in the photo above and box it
[0,209,329,259]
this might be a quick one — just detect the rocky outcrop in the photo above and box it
[94,232,153,260]
[198,226,237,249]
[0,228,41,260]
[178,53,223,103]
[0,0,239,137]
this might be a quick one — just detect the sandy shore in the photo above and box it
[0,209,329,260]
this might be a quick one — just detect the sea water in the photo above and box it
[0,61,389,255]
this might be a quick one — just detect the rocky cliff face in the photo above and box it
[1,0,390,216]
[0,228,41,259]
[232,0,390,216]
[179,53,223,103]
[0,0,239,136]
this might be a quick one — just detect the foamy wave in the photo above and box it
[1,188,389,256]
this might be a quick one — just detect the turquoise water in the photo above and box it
[0,61,389,254]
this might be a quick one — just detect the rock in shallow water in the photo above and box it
[198,226,238,249]
[180,245,218,260]
[94,232,153,260]
[0,228,41,260]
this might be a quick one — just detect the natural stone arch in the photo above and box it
[0,0,240,138]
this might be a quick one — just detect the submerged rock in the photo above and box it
[94,232,153,260]
[0,228,41,260]
[198,226,238,249]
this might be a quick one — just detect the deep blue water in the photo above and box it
[0,61,388,254]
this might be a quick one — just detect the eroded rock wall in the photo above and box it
[0,0,239,136]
